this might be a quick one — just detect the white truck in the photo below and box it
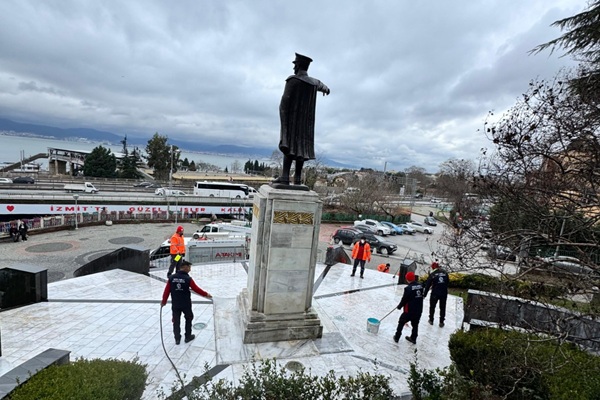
[192,221,252,240]
[64,182,99,193]
[353,219,391,235]
[149,236,249,267]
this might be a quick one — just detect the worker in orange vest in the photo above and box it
[377,263,391,273]
[167,225,186,277]
[351,236,371,278]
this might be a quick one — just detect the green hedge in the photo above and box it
[448,329,600,399]
[9,358,148,400]
[166,359,394,399]
[431,272,567,300]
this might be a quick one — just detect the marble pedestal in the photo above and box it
[241,185,323,343]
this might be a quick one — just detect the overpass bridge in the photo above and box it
[0,153,46,173]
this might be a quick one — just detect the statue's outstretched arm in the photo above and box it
[317,81,330,96]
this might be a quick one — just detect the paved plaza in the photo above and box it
[0,212,462,399]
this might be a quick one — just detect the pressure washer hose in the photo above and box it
[159,305,188,393]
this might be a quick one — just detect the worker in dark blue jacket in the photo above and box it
[393,271,424,344]
[424,263,449,327]
[161,261,212,345]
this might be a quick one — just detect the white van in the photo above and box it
[149,236,248,268]
[248,187,258,199]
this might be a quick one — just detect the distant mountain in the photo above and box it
[0,117,123,142]
[0,117,354,168]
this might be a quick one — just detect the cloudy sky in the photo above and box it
[0,1,584,172]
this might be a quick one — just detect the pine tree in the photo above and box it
[83,146,117,178]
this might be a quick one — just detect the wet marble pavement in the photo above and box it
[0,261,463,398]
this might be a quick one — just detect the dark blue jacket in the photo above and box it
[397,281,424,317]
[162,270,208,308]
[424,268,449,298]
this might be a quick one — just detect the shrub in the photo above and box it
[446,273,567,300]
[9,357,148,400]
[162,358,394,399]
[448,328,600,399]
[409,362,498,400]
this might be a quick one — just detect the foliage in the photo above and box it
[438,272,566,300]
[448,328,600,400]
[194,160,220,172]
[9,357,147,400]
[531,1,600,65]
[408,359,444,400]
[145,133,168,180]
[409,362,497,400]
[82,145,117,178]
[161,358,394,399]
[119,148,142,179]
[244,159,269,174]
[337,171,402,218]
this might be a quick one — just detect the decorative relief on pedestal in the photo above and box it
[273,211,314,225]
[253,204,259,219]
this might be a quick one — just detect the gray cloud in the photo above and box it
[0,0,583,172]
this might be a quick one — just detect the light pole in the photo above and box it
[73,194,79,230]
[169,144,174,193]
[174,194,180,224]
[167,145,180,220]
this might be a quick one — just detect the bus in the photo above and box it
[193,181,250,199]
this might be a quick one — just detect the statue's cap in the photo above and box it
[293,53,313,68]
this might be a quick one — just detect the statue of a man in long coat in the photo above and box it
[273,53,330,186]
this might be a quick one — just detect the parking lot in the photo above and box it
[320,213,448,278]
[0,205,447,283]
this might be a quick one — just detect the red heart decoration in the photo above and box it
[6,205,14,212]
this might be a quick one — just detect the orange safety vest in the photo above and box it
[351,241,371,261]
[377,263,390,272]
[170,233,185,255]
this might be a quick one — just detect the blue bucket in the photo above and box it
[366,317,380,334]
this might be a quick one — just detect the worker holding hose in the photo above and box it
[161,261,212,345]
[393,271,424,345]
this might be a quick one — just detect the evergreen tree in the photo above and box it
[189,160,196,171]
[120,151,141,179]
[83,146,117,178]
[145,133,170,181]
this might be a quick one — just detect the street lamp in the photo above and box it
[169,145,181,192]
[73,194,79,230]
[174,193,180,224]
[167,145,180,220]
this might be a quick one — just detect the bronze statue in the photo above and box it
[271,53,330,189]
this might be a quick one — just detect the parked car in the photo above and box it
[541,256,597,277]
[352,224,378,235]
[424,216,437,226]
[155,188,187,196]
[487,245,517,262]
[12,176,35,184]
[380,221,404,235]
[354,219,391,235]
[133,181,154,187]
[331,227,362,245]
[399,224,416,235]
[407,221,434,234]
[0,177,12,184]
[351,233,397,255]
